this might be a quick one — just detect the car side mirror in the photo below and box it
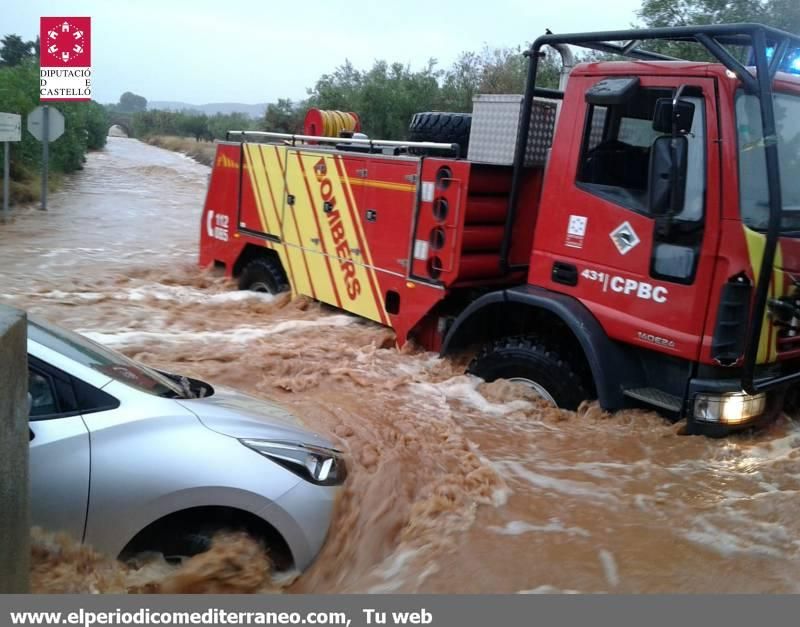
[649,135,688,216]
[27,392,32,416]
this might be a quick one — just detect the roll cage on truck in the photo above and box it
[199,23,800,436]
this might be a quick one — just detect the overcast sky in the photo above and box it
[6,0,642,105]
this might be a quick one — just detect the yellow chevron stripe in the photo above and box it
[347,178,416,193]
[306,153,384,323]
[243,145,271,234]
[244,144,301,296]
[743,226,783,363]
[242,146,298,294]
[336,156,389,324]
[284,152,339,306]
[253,145,283,238]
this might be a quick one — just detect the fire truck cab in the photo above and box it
[200,24,800,436]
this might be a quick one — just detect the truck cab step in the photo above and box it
[623,387,683,412]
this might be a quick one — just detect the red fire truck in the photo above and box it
[200,24,800,435]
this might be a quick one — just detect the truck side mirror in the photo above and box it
[649,135,688,216]
[652,98,694,134]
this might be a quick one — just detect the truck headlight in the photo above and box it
[240,440,346,486]
[693,392,766,425]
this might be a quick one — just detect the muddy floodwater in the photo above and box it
[4,137,800,593]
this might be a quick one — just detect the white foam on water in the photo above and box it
[366,549,424,593]
[497,460,619,503]
[680,515,785,558]
[125,286,276,305]
[535,460,651,481]
[37,290,105,302]
[80,315,356,348]
[741,432,800,464]
[39,247,107,258]
[489,519,591,538]
[35,285,276,306]
[517,585,581,594]
[411,376,537,417]
[598,549,619,588]
[390,354,442,378]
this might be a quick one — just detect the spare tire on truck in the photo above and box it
[408,112,471,155]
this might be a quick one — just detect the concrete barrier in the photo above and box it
[0,306,28,592]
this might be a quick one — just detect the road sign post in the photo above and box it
[3,142,8,215]
[42,106,49,210]
[27,106,64,211]
[0,112,22,217]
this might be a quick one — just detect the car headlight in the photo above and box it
[240,439,346,486]
[693,392,767,425]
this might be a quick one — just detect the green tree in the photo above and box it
[263,98,303,133]
[209,112,256,139]
[178,111,209,141]
[439,50,482,112]
[637,0,800,58]
[84,101,110,150]
[0,34,35,67]
[308,59,363,112]
[118,91,148,113]
[307,58,442,138]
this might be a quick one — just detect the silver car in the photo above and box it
[27,316,344,570]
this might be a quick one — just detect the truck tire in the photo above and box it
[468,336,591,410]
[238,257,289,295]
[408,112,471,154]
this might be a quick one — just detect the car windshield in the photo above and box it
[28,317,187,398]
[736,90,800,233]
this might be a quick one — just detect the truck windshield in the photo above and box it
[736,91,800,233]
[28,317,187,398]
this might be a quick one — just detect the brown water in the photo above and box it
[5,137,800,594]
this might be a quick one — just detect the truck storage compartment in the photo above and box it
[467,95,558,167]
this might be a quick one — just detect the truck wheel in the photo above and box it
[468,336,590,410]
[408,112,471,154]
[238,257,289,295]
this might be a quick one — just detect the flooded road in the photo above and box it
[4,137,800,593]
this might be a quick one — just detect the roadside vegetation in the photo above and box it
[0,35,109,206]
[144,136,217,166]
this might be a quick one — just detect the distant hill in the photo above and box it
[147,101,267,119]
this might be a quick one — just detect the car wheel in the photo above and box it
[159,526,272,565]
[238,257,289,295]
[468,336,590,410]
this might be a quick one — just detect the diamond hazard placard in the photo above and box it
[39,17,92,101]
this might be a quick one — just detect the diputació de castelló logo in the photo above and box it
[39,17,92,102]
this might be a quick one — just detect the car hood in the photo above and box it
[177,387,334,449]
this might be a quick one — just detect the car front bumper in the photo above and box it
[258,479,340,571]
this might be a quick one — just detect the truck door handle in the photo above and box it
[552,261,578,286]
